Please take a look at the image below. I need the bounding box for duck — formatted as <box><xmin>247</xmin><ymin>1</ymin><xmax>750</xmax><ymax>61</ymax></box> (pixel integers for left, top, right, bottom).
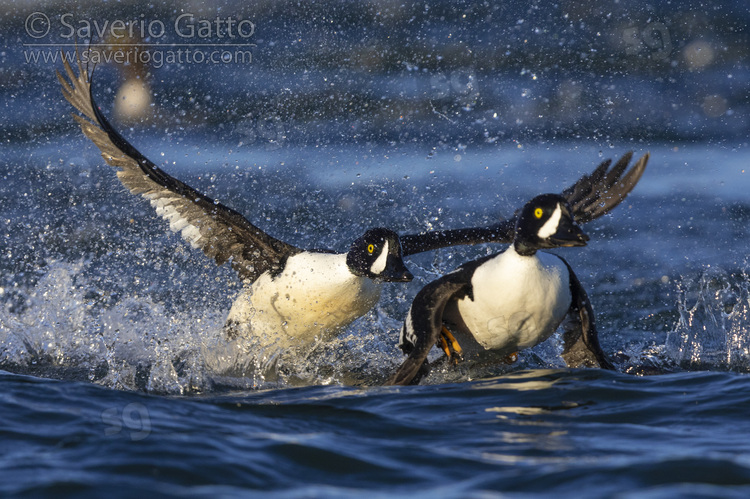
<box><xmin>58</xmin><ymin>57</ymin><xmax>416</xmax><ymax>352</ymax></box>
<box><xmin>57</xmin><ymin>52</ymin><xmax>647</xmax><ymax>353</ymax></box>
<box><xmin>387</xmin><ymin>193</ymin><xmax>615</xmax><ymax>385</ymax></box>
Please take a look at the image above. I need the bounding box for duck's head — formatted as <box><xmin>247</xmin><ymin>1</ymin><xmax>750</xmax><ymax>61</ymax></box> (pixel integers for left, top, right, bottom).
<box><xmin>514</xmin><ymin>194</ymin><xmax>589</xmax><ymax>256</ymax></box>
<box><xmin>347</xmin><ymin>228</ymin><xmax>414</xmax><ymax>282</ymax></box>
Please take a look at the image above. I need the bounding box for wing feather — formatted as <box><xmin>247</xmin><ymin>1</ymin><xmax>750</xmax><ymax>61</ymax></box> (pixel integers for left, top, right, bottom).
<box><xmin>386</xmin><ymin>270</ymin><xmax>471</xmax><ymax>386</ymax></box>
<box><xmin>58</xmin><ymin>51</ymin><xmax>301</xmax><ymax>282</ymax></box>
<box><xmin>559</xmin><ymin>258</ymin><xmax>614</xmax><ymax>370</ymax></box>
<box><xmin>565</xmin><ymin>151</ymin><xmax>650</xmax><ymax>224</ymax></box>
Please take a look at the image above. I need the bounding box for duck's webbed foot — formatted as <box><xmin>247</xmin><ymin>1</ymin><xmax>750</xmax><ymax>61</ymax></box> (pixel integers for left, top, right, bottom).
<box><xmin>503</xmin><ymin>352</ymin><xmax>519</xmax><ymax>364</ymax></box>
<box><xmin>439</xmin><ymin>326</ymin><xmax>463</xmax><ymax>365</ymax></box>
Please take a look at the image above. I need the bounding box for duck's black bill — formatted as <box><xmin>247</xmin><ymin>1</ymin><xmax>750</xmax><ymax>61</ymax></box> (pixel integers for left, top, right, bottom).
<box><xmin>381</xmin><ymin>258</ymin><xmax>414</xmax><ymax>282</ymax></box>
<box><xmin>549</xmin><ymin>220</ymin><xmax>589</xmax><ymax>247</ymax></box>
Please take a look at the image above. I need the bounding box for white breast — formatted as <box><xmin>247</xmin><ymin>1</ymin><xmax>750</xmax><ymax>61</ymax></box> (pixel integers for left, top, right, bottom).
<box><xmin>452</xmin><ymin>247</ymin><xmax>572</xmax><ymax>353</ymax></box>
<box><xmin>225</xmin><ymin>252</ymin><xmax>382</xmax><ymax>349</ymax></box>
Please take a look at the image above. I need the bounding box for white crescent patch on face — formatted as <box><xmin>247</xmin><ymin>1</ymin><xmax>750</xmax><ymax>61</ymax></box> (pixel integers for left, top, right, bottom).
<box><xmin>537</xmin><ymin>203</ymin><xmax>562</xmax><ymax>240</ymax></box>
<box><xmin>370</xmin><ymin>240</ymin><xmax>389</xmax><ymax>275</ymax></box>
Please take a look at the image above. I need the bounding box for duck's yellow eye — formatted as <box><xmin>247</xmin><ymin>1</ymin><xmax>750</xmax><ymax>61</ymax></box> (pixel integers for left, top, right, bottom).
<box><xmin>534</xmin><ymin>207</ymin><xmax>544</xmax><ymax>219</ymax></box>
<box><xmin>367</xmin><ymin>244</ymin><xmax>375</xmax><ymax>254</ymax></box>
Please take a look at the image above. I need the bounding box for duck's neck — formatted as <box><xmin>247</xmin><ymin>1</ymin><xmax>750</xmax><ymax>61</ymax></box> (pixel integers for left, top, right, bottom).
<box><xmin>513</xmin><ymin>239</ymin><xmax>538</xmax><ymax>257</ymax></box>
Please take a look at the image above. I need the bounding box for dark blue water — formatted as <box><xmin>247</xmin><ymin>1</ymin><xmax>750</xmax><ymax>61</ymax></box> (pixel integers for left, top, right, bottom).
<box><xmin>4</xmin><ymin>368</ymin><xmax>750</xmax><ymax>498</ymax></box>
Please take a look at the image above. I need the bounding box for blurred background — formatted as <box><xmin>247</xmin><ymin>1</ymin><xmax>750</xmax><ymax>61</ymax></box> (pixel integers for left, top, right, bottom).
<box><xmin>1</xmin><ymin>0</ymin><xmax>747</xmax><ymax>146</ymax></box>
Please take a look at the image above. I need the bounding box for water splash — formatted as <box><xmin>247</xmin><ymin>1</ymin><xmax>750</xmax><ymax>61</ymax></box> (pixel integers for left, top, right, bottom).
<box><xmin>665</xmin><ymin>266</ymin><xmax>750</xmax><ymax>371</ymax></box>
<box><xmin>0</xmin><ymin>261</ymin><xmax>406</xmax><ymax>393</ymax></box>
<box><xmin>0</xmin><ymin>259</ymin><xmax>620</xmax><ymax>393</ymax></box>
<box><xmin>0</xmin><ymin>261</ymin><xmax>225</xmax><ymax>393</ymax></box>
<box><xmin>0</xmin><ymin>262</ymin><xmax>98</xmax><ymax>369</ymax></box>
<box><xmin>11</xmin><ymin>260</ymin><xmax>750</xmax><ymax>393</ymax></box>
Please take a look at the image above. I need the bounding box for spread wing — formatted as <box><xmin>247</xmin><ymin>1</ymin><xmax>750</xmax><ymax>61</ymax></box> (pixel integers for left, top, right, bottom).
<box><xmin>563</xmin><ymin>151</ymin><xmax>649</xmax><ymax>225</ymax></box>
<box><xmin>57</xmin><ymin>52</ymin><xmax>301</xmax><ymax>282</ymax></box>
<box><xmin>386</xmin><ymin>269</ymin><xmax>472</xmax><ymax>386</ymax></box>
<box><xmin>559</xmin><ymin>259</ymin><xmax>614</xmax><ymax>370</ymax></box>
<box><xmin>399</xmin><ymin>222</ymin><xmax>515</xmax><ymax>258</ymax></box>
<box><xmin>399</xmin><ymin>151</ymin><xmax>649</xmax><ymax>256</ymax></box>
